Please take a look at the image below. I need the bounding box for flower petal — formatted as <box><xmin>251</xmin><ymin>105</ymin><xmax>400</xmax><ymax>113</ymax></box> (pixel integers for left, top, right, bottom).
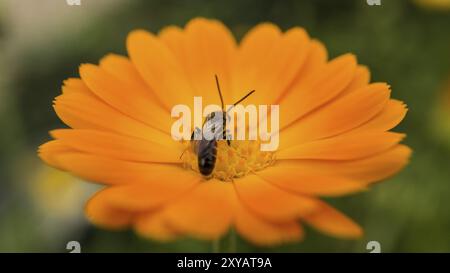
<box><xmin>280</xmin><ymin>39</ymin><xmax>328</xmax><ymax>94</ymax></box>
<box><xmin>278</xmin><ymin>54</ymin><xmax>357</xmax><ymax>129</ymax></box>
<box><xmin>44</xmin><ymin>152</ymin><xmax>188</xmax><ymax>185</ymax></box>
<box><xmin>38</xmin><ymin>140</ymin><xmax>75</xmax><ymax>170</ymax></box>
<box><xmin>164</xmin><ymin>180</ymin><xmax>235</xmax><ymax>240</ymax></box>
<box><xmin>234</xmin><ymin>174</ymin><xmax>318</xmax><ymax>222</ymax></box>
<box><xmin>158</xmin><ymin>26</ymin><xmax>185</xmax><ymax>64</ymax></box>
<box><xmin>79</xmin><ymin>63</ymin><xmax>172</xmax><ymax>133</ymax></box>
<box><xmin>256</xmin><ymin>166</ymin><xmax>367</xmax><ymax>196</ymax></box>
<box><xmin>85</xmin><ymin>189</ymin><xmax>133</xmax><ymax>229</ymax></box>
<box><xmin>180</xmin><ymin>18</ymin><xmax>237</xmax><ymax>106</ymax></box>
<box><xmin>280</xmin><ymin>83</ymin><xmax>391</xmax><ymax>149</ymax></box>
<box><xmin>303</xmin><ymin>201</ymin><xmax>363</xmax><ymax>239</ymax></box>
<box><xmin>54</xmin><ymin>92</ymin><xmax>173</xmax><ymax>146</ymax></box>
<box><xmin>250</xmin><ymin>39</ymin><xmax>326</xmax><ymax>134</ymax></box>
<box><xmin>94</xmin><ymin>174</ymin><xmax>199</xmax><ymax>211</ymax></box>
<box><xmin>62</xmin><ymin>78</ymin><xmax>91</xmax><ymax>95</ymax></box>
<box><xmin>233</xmin><ymin>25</ymin><xmax>311</xmax><ymax>105</ymax></box>
<box><xmin>354</xmin><ymin>99</ymin><xmax>408</xmax><ymax>133</ymax></box>
<box><xmin>98</xmin><ymin>54</ymin><xmax>173</xmax><ymax>133</ymax></box>
<box><xmin>127</xmin><ymin>29</ymin><xmax>195</xmax><ymax>109</ymax></box>
<box><xmin>234</xmin><ymin>202</ymin><xmax>304</xmax><ymax>246</ymax></box>
<box><xmin>338</xmin><ymin>65</ymin><xmax>370</xmax><ymax>97</ymax></box>
<box><xmin>279</xmin><ymin>145</ymin><xmax>412</xmax><ymax>183</ymax></box>
<box><xmin>278</xmin><ymin>132</ymin><xmax>405</xmax><ymax>160</ymax></box>
<box><xmin>231</xmin><ymin>23</ymin><xmax>281</xmax><ymax>103</ymax></box>
<box><xmin>51</xmin><ymin>129</ymin><xmax>182</xmax><ymax>163</ymax></box>
<box><xmin>134</xmin><ymin>210</ymin><xmax>179</xmax><ymax>241</ymax></box>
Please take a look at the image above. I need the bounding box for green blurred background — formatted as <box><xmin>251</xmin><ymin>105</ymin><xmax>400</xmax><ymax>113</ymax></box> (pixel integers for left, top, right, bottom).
<box><xmin>1</xmin><ymin>0</ymin><xmax>450</xmax><ymax>252</ymax></box>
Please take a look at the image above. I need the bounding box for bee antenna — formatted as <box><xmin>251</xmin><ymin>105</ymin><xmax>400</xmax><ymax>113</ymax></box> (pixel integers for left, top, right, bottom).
<box><xmin>215</xmin><ymin>74</ymin><xmax>225</xmax><ymax>110</ymax></box>
<box><xmin>226</xmin><ymin>90</ymin><xmax>256</xmax><ymax>113</ymax></box>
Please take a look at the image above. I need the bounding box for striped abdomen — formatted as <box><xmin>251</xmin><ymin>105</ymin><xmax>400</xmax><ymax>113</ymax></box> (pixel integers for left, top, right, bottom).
<box><xmin>197</xmin><ymin>139</ymin><xmax>218</xmax><ymax>176</ymax></box>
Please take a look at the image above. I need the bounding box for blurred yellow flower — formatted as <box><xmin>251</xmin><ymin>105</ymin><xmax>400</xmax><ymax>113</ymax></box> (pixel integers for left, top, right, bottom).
<box><xmin>28</xmin><ymin>164</ymin><xmax>98</xmax><ymax>238</ymax></box>
<box><xmin>30</xmin><ymin>165</ymin><xmax>93</xmax><ymax>216</ymax></box>
<box><xmin>414</xmin><ymin>0</ymin><xmax>450</xmax><ymax>10</ymax></box>
<box><xmin>39</xmin><ymin>18</ymin><xmax>410</xmax><ymax>246</ymax></box>
<box><xmin>431</xmin><ymin>77</ymin><xmax>450</xmax><ymax>146</ymax></box>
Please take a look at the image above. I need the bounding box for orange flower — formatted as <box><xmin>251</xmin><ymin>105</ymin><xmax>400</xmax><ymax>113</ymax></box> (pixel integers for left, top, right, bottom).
<box><xmin>38</xmin><ymin>18</ymin><xmax>411</xmax><ymax>246</ymax></box>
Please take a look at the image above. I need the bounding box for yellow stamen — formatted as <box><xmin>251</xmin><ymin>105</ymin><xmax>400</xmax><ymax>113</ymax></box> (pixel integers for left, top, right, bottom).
<box><xmin>181</xmin><ymin>140</ymin><xmax>276</xmax><ymax>181</ymax></box>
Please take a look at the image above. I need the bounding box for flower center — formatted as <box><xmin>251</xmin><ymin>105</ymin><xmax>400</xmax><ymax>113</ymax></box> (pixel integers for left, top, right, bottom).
<box><xmin>181</xmin><ymin>140</ymin><xmax>276</xmax><ymax>181</ymax></box>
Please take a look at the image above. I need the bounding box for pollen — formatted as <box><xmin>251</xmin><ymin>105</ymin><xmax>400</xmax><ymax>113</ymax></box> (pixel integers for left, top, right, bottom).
<box><xmin>181</xmin><ymin>140</ymin><xmax>276</xmax><ymax>181</ymax></box>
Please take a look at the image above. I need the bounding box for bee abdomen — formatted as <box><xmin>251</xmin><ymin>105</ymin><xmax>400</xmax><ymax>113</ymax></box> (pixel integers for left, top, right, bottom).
<box><xmin>197</xmin><ymin>140</ymin><xmax>217</xmax><ymax>176</ymax></box>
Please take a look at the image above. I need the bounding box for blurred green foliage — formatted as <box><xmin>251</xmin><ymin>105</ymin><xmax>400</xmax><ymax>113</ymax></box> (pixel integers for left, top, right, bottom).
<box><xmin>1</xmin><ymin>0</ymin><xmax>450</xmax><ymax>252</ymax></box>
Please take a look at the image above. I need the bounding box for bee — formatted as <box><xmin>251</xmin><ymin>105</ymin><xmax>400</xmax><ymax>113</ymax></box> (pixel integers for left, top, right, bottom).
<box><xmin>189</xmin><ymin>75</ymin><xmax>255</xmax><ymax>176</ymax></box>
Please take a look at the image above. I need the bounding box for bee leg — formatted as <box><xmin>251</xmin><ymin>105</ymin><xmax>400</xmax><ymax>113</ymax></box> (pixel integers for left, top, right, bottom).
<box><xmin>192</xmin><ymin>127</ymin><xmax>202</xmax><ymax>140</ymax></box>
<box><xmin>179</xmin><ymin>147</ymin><xmax>189</xmax><ymax>159</ymax></box>
<box><xmin>223</xmin><ymin>128</ymin><xmax>232</xmax><ymax>146</ymax></box>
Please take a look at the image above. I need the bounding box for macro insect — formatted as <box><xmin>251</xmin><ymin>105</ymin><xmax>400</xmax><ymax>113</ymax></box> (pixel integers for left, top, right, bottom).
<box><xmin>189</xmin><ymin>75</ymin><xmax>255</xmax><ymax>176</ymax></box>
